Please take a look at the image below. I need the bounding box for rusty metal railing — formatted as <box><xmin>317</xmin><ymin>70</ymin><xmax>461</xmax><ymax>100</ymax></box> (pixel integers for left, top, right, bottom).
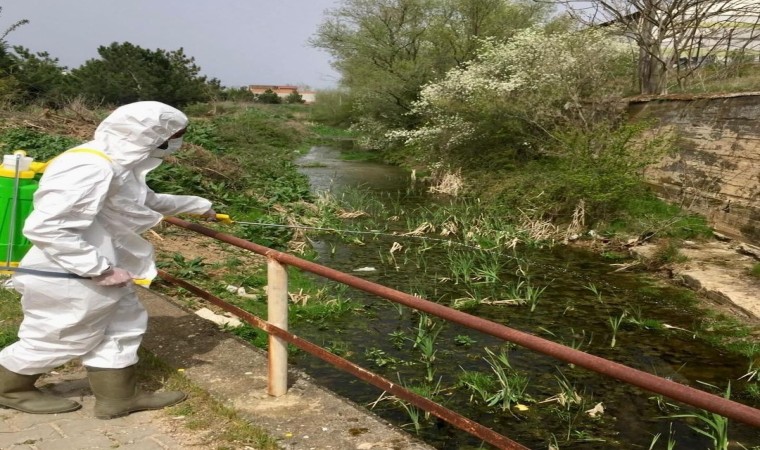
<box><xmin>161</xmin><ymin>217</ymin><xmax>760</xmax><ymax>447</ymax></box>
<box><xmin>157</xmin><ymin>269</ymin><xmax>528</xmax><ymax>449</ymax></box>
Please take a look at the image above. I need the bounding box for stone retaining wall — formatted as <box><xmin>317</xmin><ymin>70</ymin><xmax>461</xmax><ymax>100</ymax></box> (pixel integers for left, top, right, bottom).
<box><xmin>627</xmin><ymin>93</ymin><xmax>760</xmax><ymax>244</ymax></box>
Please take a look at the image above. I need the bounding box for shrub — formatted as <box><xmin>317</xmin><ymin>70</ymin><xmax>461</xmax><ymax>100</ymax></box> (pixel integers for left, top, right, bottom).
<box><xmin>0</xmin><ymin>128</ymin><xmax>81</xmax><ymax>160</ymax></box>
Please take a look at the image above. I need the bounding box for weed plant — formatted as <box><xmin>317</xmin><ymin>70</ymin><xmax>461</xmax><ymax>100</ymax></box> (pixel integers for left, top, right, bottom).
<box><xmin>458</xmin><ymin>370</ymin><xmax>495</xmax><ymax>404</ymax></box>
<box><xmin>650</xmin><ymin>239</ymin><xmax>689</xmax><ymax>267</ymax></box>
<box><xmin>459</xmin><ymin>347</ymin><xmax>531</xmax><ymax>413</ymax></box>
<box><xmin>666</xmin><ymin>383</ymin><xmax>731</xmax><ymax>450</ymax></box>
<box><xmin>608</xmin><ymin>312</ymin><xmax>626</xmax><ymax>348</ymax></box>
<box><xmin>0</xmin><ymin>287</ymin><xmax>21</xmax><ymax>349</ymax></box>
<box><xmin>0</xmin><ymin>127</ymin><xmax>81</xmax><ymax>161</ymax></box>
<box><xmin>373</xmin><ymin>377</ymin><xmax>443</xmax><ymax>434</ymax></box>
<box><xmin>453</xmin><ymin>334</ymin><xmax>476</xmax><ymax>348</ymax></box>
<box><xmin>749</xmin><ymin>263</ymin><xmax>760</xmax><ymax>280</ymax></box>
<box><xmin>505</xmin><ymin>277</ymin><xmax>548</xmax><ymax>311</ymax></box>
<box><xmin>648</xmin><ymin>423</ymin><xmax>677</xmax><ymax>450</ymax></box>
<box><xmin>546</xmin><ymin>370</ymin><xmax>603</xmax><ymax>445</ymax></box>
<box><xmin>483</xmin><ymin>347</ymin><xmax>530</xmax><ymax>412</ymax></box>
<box><xmin>157</xmin><ymin>254</ymin><xmax>208</xmax><ymax>279</ymax></box>
<box><xmin>584</xmin><ymin>283</ymin><xmax>604</xmax><ymax>303</ymax></box>
<box><xmin>411</xmin><ymin>314</ymin><xmax>442</xmax><ymax>383</ymax></box>
<box><xmin>626</xmin><ymin>306</ymin><xmax>665</xmax><ymax>331</ymax></box>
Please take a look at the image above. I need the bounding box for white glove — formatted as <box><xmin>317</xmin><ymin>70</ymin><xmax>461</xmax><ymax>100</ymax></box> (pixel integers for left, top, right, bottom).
<box><xmin>92</xmin><ymin>267</ymin><xmax>133</xmax><ymax>287</ymax></box>
<box><xmin>200</xmin><ymin>208</ymin><xmax>218</xmax><ymax>222</ymax></box>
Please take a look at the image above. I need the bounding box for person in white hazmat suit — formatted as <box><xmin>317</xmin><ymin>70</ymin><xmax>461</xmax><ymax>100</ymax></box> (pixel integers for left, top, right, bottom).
<box><xmin>0</xmin><ymin>101</ymin><xmax>216</xmax><ymax>418</ymax></box>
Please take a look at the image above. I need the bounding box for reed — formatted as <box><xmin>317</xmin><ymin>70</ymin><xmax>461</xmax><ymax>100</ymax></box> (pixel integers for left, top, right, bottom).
<box><xmin>608</xmin><ymin>312</ymin><xmax>626</xmax><ymax>348</ymax></box>
<box><xmin>412</xmin><ymin>313</ymin><xmax>443</xmax><ymax>384</ymax></box>
<box><xmin>660</xmin><ymin>383</ymin><xmax>732</xmax><ymax>450</ymax></box>
<box><xmin>483</xmin><ymin>347</ymin><xmax>530</xmax><ymax>413</ymax></box>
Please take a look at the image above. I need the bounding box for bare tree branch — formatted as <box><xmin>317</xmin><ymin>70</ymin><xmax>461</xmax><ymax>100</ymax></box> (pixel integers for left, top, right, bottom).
<box><xmin>539</xmin><ymin>0</ymin><xmax>760</xmax><ymax>93</ymax></box>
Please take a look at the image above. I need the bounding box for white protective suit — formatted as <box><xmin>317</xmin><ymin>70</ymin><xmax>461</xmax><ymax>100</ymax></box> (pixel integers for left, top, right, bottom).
<box><xmin>0</xmin><ymin>101</ymin><xmax>212</xmax><ymax>375</ymax></box>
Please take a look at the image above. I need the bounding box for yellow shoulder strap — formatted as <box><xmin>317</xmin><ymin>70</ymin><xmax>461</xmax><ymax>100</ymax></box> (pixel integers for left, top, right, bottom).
<box><xmin>38</xmin><ymin>148</ymin><xmax>112</xmax><ymax>173</ymax></box>
<box><xmin>66</xmin><ymin>148</ymin><xmax>112</xmax><ymax>162</ymax></box>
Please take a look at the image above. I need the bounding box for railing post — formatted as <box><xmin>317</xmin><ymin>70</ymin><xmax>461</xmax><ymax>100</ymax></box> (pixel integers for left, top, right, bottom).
<box><xmin>267</xmin><ymin>257</ymin><xmax>288</xmax><ymax>396</ymax></box>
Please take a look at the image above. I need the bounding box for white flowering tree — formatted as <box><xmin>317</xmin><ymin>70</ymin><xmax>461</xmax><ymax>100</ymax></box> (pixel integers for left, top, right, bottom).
<box><xmin>311</xmin><ymin>0</ymin><xmax>552</xmax><ymax>140</ymax></box>
<box><xmin>389</xmin><ymin>27</ymin><xmax>634</xmax><ymax>162</ymax></box>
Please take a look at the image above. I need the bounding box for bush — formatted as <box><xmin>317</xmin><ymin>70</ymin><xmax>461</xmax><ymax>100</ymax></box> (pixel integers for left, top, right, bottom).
<box><xmin>285</xmin><ymin>90</ymin><xmax>305</xmax><ymax>104</ymax></box>
<box><xmin>0</xmin><ymin>128</ymin><xmax>81</xmax><ymax>161</ymax></box>
<box><xmin>255</xmin><ymin>89</ymin><xmax>282</xmax><ymax>104</ymax></box>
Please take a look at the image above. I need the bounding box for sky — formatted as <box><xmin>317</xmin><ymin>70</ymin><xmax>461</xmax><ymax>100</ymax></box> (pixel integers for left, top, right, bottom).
<box><xmin>1</xmin><ymin>0</ymin><xmax>342</xmax><ymax>90</ymax></box>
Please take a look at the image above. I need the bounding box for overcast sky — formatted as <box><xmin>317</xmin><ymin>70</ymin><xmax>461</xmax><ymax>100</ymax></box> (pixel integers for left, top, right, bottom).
<box><xmin>2</xmin><ymin>0</ymin><xmax>342</xmax><ymax>89</ymax></box>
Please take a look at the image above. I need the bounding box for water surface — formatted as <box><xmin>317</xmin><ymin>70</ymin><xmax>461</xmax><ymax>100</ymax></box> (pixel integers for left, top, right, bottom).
<box><xmin>294</xmin><ymin>146</ymin><xmax>760</xmax><ymax>449</ymax></box>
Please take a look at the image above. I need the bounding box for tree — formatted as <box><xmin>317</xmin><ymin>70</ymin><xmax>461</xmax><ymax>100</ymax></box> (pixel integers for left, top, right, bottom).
<box><xmin>255</xmin><ymin>88</ymin><xmax>282</xmax><ymax>104</ymax></box>
<box><xmin>389</xmin><ymin>28</ymin><xmax>633</xmax><ymax>163</ymax></box>
<box><xmin>6</xmin><ymin>47</ymin><xmax>71</xmax><ymax>105</ymax></box>
<box><xmin>0</xmin><ymin>7</ymin><xmax>29</xmax><ymax>104</ymax></box>
<box><xmin>70</xmin><ymin>42</ymin><xmax>213</xmax><ymax>106</ymax></box>
<box><xmin>285</xmin><ymin>89</ymin><xmax>305</xmax><ymax>104</ymax></box>
<box><xmin>311</xmin><ymin>0</ymin><xmax>551</xmax><ymax>137</ymax></box>
<box><xmin>555</xmin><ymin>0</ymin><xmax>760</xmax><ymax>94</ymax></box>
<box><xmin>220</xmin><ymin>86</ymin><xmax>257</xmax><ymax>102</ymax></box>
<box><xmin>0</xmin><ymin>6</ymin><xmax>28</xmax><ymax>63</ymax></box>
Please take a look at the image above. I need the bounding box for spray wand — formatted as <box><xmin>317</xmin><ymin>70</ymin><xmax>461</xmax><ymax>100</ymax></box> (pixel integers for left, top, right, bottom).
<box><xmin>212</xmin><ymin>214</ymin><xmax>484</xmax><ymax>249</ymax></box>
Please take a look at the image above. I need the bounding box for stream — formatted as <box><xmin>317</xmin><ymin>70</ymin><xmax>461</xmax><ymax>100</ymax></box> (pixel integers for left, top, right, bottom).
<box><xmin>292</xmin><ymin>146</ymin><xmax>760</xmax><ymax>449</ymax></box>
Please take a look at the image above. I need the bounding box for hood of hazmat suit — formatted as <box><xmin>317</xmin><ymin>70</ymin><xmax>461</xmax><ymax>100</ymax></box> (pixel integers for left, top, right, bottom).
<box><xmin>19</xmin><ymin>101</ymin><xmax>212</xmax><ymax>281</ymax></box>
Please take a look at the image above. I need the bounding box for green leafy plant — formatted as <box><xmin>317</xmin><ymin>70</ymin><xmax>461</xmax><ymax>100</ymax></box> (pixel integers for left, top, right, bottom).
<box><xmin>648</xmin><ymin>423</ymin><xmax>677</xmax><ymax>450</ymax></box>
<box><xmin>665</xmin><ymin>383</ymin><xmax>731</xmax><ymax>450</ymax></box>
<box><xmin>584</xmin><ymin>283</ymin><xmax>604</xmax><ymax>303</ymax></box>
<box><xmin>157</xmin><ymin>254</ymin><xmax>208</xmax><ymax>279</ymax></box>
<box><xmin>505</xmin><ymin>277</ymin><xmax>547</xmax><ymax>312</ymax></box>
<box><xmin>411</xmin><ymin>314</ymin><xmax>442</xmax><ymax>383</ymax></box>
<box><xmin>372</xmin><ymin>377</ymin><xmax>443</xmax><ymax>434</ymax></box>
<box><xmin>0</xmin><ymin>128</ymin><xmax>81</xmax><ymax>161</ymax></box>
<box><xmin>483</xmin><ymin>347</ymin><xmax>530</xmax><ymax>413</ymax></box>
<box><xmin>458</xmin><ymin>370</ymin><xmax>494</xmax><ymax>404</ymax></box>
<box><xmin>737</xmin><ymin>343</ymin><xmax>759</xmax><ymax>383</ymax></box>
<box><xmin>389</xmin><ymin>330</ymin><xmax>406</xmax><ymax>350</ymax></box>
<box><xmin>545</xmin><ymin>369</ymin><xmax>595</xmax><ymax>444</ymax></box>
<box><xmin>453</xmin><ymin>334</ymin><xmax>476</xmax><ymax>348</ymax></box>
<box><xmin>650</xmin><ymin>239</ymin><xmax>688</xmax><ymax>267</ymax></box>
<box><xmin>364</xmin><ymin>347</ymin><xmax>402</xmax><ymax>369</ymax></box>
<box><xmin>626</xmin><ymin>306</ymin><xmax>664</xmax><ymax>330</ymax></box>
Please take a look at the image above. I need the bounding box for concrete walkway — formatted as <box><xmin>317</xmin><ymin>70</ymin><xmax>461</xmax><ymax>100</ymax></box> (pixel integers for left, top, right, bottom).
<box><xmin>0</xmin><ymin>287</ymin><xmax>433</xmax><ymax>450</ymax></box>
<box><xmin>0</xmin><ymin>368</ymin><xmax>190</xmax><ymax>449</ymax></box>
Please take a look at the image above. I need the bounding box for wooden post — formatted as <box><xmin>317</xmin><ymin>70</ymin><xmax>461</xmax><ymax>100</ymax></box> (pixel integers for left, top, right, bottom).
<box><xmin>267</xmin><ymin>257</ymin><xmax>288</xmax><ymax>396</ymax></box>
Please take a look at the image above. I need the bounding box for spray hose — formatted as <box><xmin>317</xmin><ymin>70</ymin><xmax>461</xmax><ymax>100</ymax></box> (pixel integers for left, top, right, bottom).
<box><xmin>212</xmin><ymin>214</ymin><xmax>485</xmax><ymax>250</ymax></box>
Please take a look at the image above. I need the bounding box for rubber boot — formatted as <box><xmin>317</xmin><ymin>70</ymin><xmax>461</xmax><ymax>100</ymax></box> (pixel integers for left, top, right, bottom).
<box><xmin>0</xmin><ymin>364</ymin><xmax>81</xmax><ymax>414</ymax></box>
<box><xmin>86</xmin><ymin>365</ymin><xmax>186</xmax><ymax>419</ymax></box>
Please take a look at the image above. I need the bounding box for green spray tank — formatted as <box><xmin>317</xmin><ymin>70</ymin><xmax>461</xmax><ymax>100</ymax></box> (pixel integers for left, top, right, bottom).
<box><xmin>0</xmin><ymin>150</ymin><xmax>46</xmax><ymax>274</ymax></box>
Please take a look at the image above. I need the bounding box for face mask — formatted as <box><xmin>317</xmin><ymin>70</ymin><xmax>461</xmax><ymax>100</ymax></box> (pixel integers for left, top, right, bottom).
<box><xmin>150</xmin><ymin>137</ymin><xmax>184</xmax><ymax>159</ymax></box>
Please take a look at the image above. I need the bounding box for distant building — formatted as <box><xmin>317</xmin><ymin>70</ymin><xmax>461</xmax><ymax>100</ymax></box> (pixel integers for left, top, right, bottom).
<box><xmin>248</xmin><ymin>84</ymin><xmax>316</xmax><ymax>103</ymax></box>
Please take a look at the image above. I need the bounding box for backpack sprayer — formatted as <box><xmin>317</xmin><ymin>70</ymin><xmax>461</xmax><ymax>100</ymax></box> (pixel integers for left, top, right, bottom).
<box><xmin>0</xmin><ymin>149</ymin><xmax>152</xmax><ymax>284</ymax></box>
<box><xmin>0</xmin><ymin>150</ymin><xmax>49</xmax><ymax>276</ymax></box>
